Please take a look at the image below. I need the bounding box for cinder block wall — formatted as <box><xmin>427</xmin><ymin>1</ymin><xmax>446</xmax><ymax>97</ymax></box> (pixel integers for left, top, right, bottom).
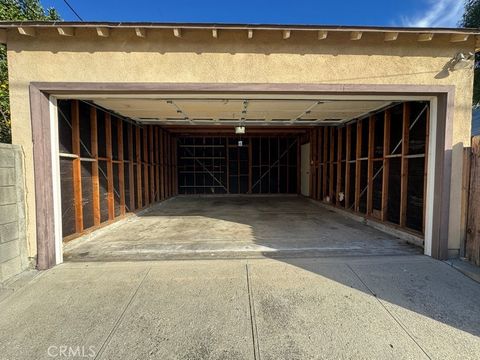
<box><xmin>0</xmin><ymin>143</ymin><xmax>28</xmax><ymax>283</ymax></box>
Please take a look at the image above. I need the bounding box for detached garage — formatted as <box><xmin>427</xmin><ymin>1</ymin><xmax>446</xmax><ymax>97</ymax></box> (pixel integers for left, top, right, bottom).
<box><xmin>0</xmin><ymin>22</ymin><xmax>477</xmax><ymax>269</ymax></box>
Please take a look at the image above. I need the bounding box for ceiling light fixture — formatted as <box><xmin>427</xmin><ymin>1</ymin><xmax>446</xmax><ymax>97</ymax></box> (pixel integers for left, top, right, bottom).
<box><xmin>235</xmin><ymin>126</ymin><xmax>246</xmax><ymax>134</ymax></box>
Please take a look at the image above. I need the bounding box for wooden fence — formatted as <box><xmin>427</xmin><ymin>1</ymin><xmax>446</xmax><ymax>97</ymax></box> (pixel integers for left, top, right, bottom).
<box><xmin>466</xmin><ymin>135</ymin><xmax>480</xmax><ymax>266</ymax></box>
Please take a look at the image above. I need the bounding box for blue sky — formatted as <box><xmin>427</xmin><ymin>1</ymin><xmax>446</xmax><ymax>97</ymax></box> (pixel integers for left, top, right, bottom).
<box><xmin>40</xmin><ymin>0</ymin><xmax>465</xmax><ymax>28</ymax></box>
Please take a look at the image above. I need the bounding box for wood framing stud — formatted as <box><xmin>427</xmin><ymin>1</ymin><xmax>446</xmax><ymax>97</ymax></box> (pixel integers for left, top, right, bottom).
<box><xmin>105</xmin><ymin>114</ymin><xmax>115</xmax><ymax>220</ymax></box>
<box><xmin>329</xmin><ymin>127</ymin><xmax>335</xmax><ymax>202</ymax></box>
<box><xmin>297</xmin><ymin>138</ymin><xmax>301</xmax><ymax>194</ymax></box>
<box><xmin>384</xmin><ymin>32</ymin><xmax>399</xmax><ymax>41</ymax></box>
<box><xmin>345</xmin><ymin>125</ymin><xmax>351</xmax><ymax>208</ymax></box>
<box><xmin>18</xmin><ymin>27</ymin><xmax>35</xmax><ymax>36</ymax></box>
<box><xmin>317</xmin><ymin>128</ymin><xmax>322</xmax><ymax>200</ymax></box>
<box><xmin>381</xmin><ymin>109</ymin><xmax>391</xmax><ymax>221</ymax></box>
<box><xmin>149</xmin><ymin>126</ymin><xmax>155</xmax><ymax>202</ymax></box>
<box><xmin>118</xmin><ymin>120</ymin><xmax>126</xmax><ymax>216</ymax></box>
<box><xmin>336</xmin><ymin>127</ymin><xmax>343</xmax><ymax>207</ymax></box>
<box><xmin>143</xmin><ymin>128</ymin><xmax>150</xmax><ymax>205</ymax></box>
<box><xmin>173</xmin><ymin>28</ymin><xmax>182</xmax><ymax>38</ymax></box>
<box><xmin>367</xmin><ymin>116</ymin><xmax>375</xmax><ymax>215</ymax></box>
<box><xmin>355</xmin><ymin>120</ymin><xmax>362</xmax><ymax>211</ymax></box>
<box><xmin>71</xmin><ymin>100</ymin><xmax>83</xmax><ymax>233</ymax></box>
<box><xmin>135</xmin><ymin>28</ymin><xmax>146</xmax><ymax>38</ymax></box>
<box><xmin>350</xmin><ymin>31</ymin><xmax>362</xmax><ymax>41</ymax></box>
<box><xmin>57</xmin><ymin>27</ymin><xmax>75</xmax><ymax>37</ymax></box>
<box><xmin>418</xmin><ymin>33</ymin><xmax>434</xmax><ymax>42</ymax></box>
<box><xmin>96</xmin><ymin>27</ymin><xmax>110</xmax><ymax>37</ymax></box>
<box><xmin>136</xmin><ymin>127</ymin><xmax>142</xmax><ymax>208</ymax></box>
<box><xmin>90</xmin><ymin>107</ymin><xmax>100</xmax><ymax>226</ymax></box>
<box><xmin>400</xmin><ymin>102</ymin><xmax>410</xmax><ymax>227</ymax></box>
<box><xmin>310</xmin><ymin>130</ymin><xmax>316</xmax><ymax>198</ymax></box>
<box><xmin>128</xmin><ymin>124</ymin><xmax>135</xmax><ymax>211</ymax></box>
<box><xmin>153</xmin><ymin>126</ymin><xmax>161</xmax><ymax>201</ymax></box>
<box><xmin>318</xmin><ymin>30</ymin><xmax>328</xmax><ymax>40</ymax></box>
<box><xmin>322</xmin><ymin>127</ymin><xmax>328</xmax><ymax>199</ymax></box>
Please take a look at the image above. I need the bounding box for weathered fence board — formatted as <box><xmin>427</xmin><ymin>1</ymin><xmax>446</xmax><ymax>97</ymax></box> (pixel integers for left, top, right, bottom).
<box><xmin>466</xmin><ymin>136</ymin><xmax>480</xmax><ymax>266</ymax></box>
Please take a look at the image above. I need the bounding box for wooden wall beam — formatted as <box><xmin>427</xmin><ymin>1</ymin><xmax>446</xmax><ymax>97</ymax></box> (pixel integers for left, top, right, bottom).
<box><xmin>128</xmin><ymin>124</ymin><xmax>135</xmax><ymax>211</ymax></box>
<box><xmin>105</xmin><ymin>113</ymin><xmax>115</xmax><ymax>220</ymax></box>
<box><xmin>297</xmin><ymin>136</ymin><xmax>301</xmax><ymax>194</ymax></box>
<box><xmin>345</xmin><ymin>124</ymin><xmax>351</xmax><ymax>208</ymax></box>
<box><xmin>143</xmin><ymin>128</ymin><xmax>150</xmax><ymax>205</ymax></box>
<box><xmin>170</xmin><ymin>134</ymin><xmax>173</xmax><ymax>196</ymax></box>
<box><xmin>400</xmin><ymin>102</ymin><xmax>410</xmax><ymax>227</ymax></box>
<box><xmin>90</xmin><ymin>107</ymin><xmax>100</xmax><ymax>226</ymax></box>
<box><xmin>173</xmin><ymin>135</ymin><xmax>178</xmax><ymax>195</ymax></box>
<box><xmin>159</xmin><ymin>129</ymin><xmax>165</xmax><ymax>199</ymax></box>
<box><xmin>309</xmin><ymin>130</ymin><xmax>315</xmax><ymax>198</ymax></box>
<box><xmin>355</xmin><ymin>120</ymin><xmax>362</xmax><ymax>211</ymax></box>
<box><xmin>168</xmin><ymin>134</ymin><xmax>172</xmax><ymax>197</ymax></box>
<box><xmin>118</xmin><ymin>120</ymin><xmax>126</xmax><ymax>216</ymax></box>
<box><xmin>225</xmin><ymin>136</ymin><xmax>230</xmax><ymax>194</ymax></box>
<box><xmin>149</xmin><ymin>126</ymin><xmax>155</xmax><ymax>202</ymax></box>
<box><xmin>317</xmin><ymin>133</ymin><xmax>320</xmax><ymax>197</ymax></box>
<box><xmin>336</xmin><ymin>127</ymin><xmax>343</xmax><ymax>206</ymax></box>
<box><xmin>136</xmin><ymin>126</ymin><xmax>142</xmax><ymax>208</ymax></box>
<box><xmin>165</xmin><ymin>131</ymin><xmax>170</xmax><ymax>198</ymax></box>
<box><xmin>367</xmin><ymin>116</ymin><xmax>375</xmax><ymax>215</ymax></box>
<box><xmin>248</xmin><ymin>139</ymin><xmax>253</xmax><ymax>193</ymax></box>
<box><xmin>381</xmin><ymin>109</ymin><xmax>391</xmax><ymax>221</ymax></box>
<box><xmin>322</xmin><ymin>127</ymin><xmax>328</xmax><ymax>200</ymax></box>
<box><xmin>329</xmin><ymin>127</ymin><xmax>335</xmax><ymax>203</ymax></box>
<box><xmin>71</xmin><ymin>100</ymin><xmax>83</xmax><ymax>233</ymax></box>
<box><xmin>155</xmin><ymin>127</ymin><xmax>160</xmax><ymax>202</ymax></box>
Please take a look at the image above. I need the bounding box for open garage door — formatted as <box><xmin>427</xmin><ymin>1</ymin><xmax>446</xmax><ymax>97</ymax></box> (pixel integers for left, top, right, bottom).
<box><xmin>53</xmin><ymin>94</ymin><xmax>430</xmax><ymax>261</ymax></box>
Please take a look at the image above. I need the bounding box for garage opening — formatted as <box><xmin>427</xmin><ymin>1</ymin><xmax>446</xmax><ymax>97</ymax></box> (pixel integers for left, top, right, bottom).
<box><xmin>56</xmin><ymin>96</ymin><xmax>429</xmax><ymax>260</ymax></box>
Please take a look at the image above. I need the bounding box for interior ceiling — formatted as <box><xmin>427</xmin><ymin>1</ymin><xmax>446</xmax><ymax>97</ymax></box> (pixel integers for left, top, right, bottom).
<box><xmin>92</xmin><ymin>98</ymin><xmax>392</xmax><ymax>126</ymax></box>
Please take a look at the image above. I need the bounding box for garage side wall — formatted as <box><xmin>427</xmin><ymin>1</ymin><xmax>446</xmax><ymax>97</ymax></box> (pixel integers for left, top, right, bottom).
<box><xmin>57</xmin><ymin>100</ymin><xmax>177</xmax><ymax>242</ymax></box>
<box><xmin>5</xmin><ymin>29</ymin><xmax>475</xmax><ymax>259</ymax></box>
<box><xmin>309</xmin><ymin>102</ymin><xmax>430</xmax><ymax>242</ymax></box>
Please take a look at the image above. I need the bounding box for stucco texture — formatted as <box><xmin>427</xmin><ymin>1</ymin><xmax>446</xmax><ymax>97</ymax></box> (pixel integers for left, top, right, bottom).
<box><xmin>4</xmin><ymin>28</ymin><xmax>476</xmax><ymax>260</ymax></box>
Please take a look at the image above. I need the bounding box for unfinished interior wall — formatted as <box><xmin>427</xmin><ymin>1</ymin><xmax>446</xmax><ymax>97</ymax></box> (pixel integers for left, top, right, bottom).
<box><xmin>57</xmin><ymin>100</ymin><xmax>177</xmax><ymax>241</ymax></box>
<box><xmin>309</xmin><ymin>101</ymin><xmax>429</xmax><ymax>237</ymax></box>
<box><xmin>177</xmin><ymin>136</ymin><xmax>298</xmax><ymax>194</ymax></box>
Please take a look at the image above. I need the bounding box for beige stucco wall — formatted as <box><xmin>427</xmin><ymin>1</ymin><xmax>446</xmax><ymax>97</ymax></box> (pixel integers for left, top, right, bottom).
<box><xmin>4</xmin><ymin>28</ymin><xmax>475</xmax><ymax>260</ymax></box>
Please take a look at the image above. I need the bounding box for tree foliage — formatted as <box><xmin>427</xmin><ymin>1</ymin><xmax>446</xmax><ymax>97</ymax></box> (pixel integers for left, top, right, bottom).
<box><xmin>460</xmin><ymin>0</ymin><xmax>480</xmax><ymax>106</ymax></box>
<box><xmin>0</xmin><ymin>0</ymin><xmax>60</xmax><ymax>143</ymax></box>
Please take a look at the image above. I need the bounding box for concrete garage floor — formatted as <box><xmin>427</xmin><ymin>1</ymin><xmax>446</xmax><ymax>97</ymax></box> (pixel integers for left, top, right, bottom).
<box><xmin>64</xmin><ymin>196</ymin><xmax>421</xmax><ymax>262</ymax></box>
<box><xmin>0</xmin><ymin>256</ymin><xmax>479</xmax><ymax>359</ymax></box>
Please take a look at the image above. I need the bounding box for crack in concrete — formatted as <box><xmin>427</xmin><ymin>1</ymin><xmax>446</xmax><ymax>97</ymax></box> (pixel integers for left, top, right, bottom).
<box><xmin>94</xmin><ymin>267</ymin><xmax>151</xmax><ymax>360</ymax></box>
<box><xmin>346</xmin><ymin>264</ymin><xmax>432</xmax><ymax>360</ymax></box>
<box><xmin>246</xmin><ymin>263</ymin><xmax>261</xmax><ymax>360</ymax></box>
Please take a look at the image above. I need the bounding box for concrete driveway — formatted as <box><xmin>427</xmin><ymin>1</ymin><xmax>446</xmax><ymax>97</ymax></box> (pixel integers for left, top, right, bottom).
<box><xmin>0</xmin><ymin>255</ymin><xmax>479</xmax><ymax>359</ymax></box>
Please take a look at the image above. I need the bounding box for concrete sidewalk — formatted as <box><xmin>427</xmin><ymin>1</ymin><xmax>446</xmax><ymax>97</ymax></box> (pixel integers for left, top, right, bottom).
<box><xmin>0</xmin><ymin>255</ymin><xmax>479</xmax><ymax>359</ymax></box>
